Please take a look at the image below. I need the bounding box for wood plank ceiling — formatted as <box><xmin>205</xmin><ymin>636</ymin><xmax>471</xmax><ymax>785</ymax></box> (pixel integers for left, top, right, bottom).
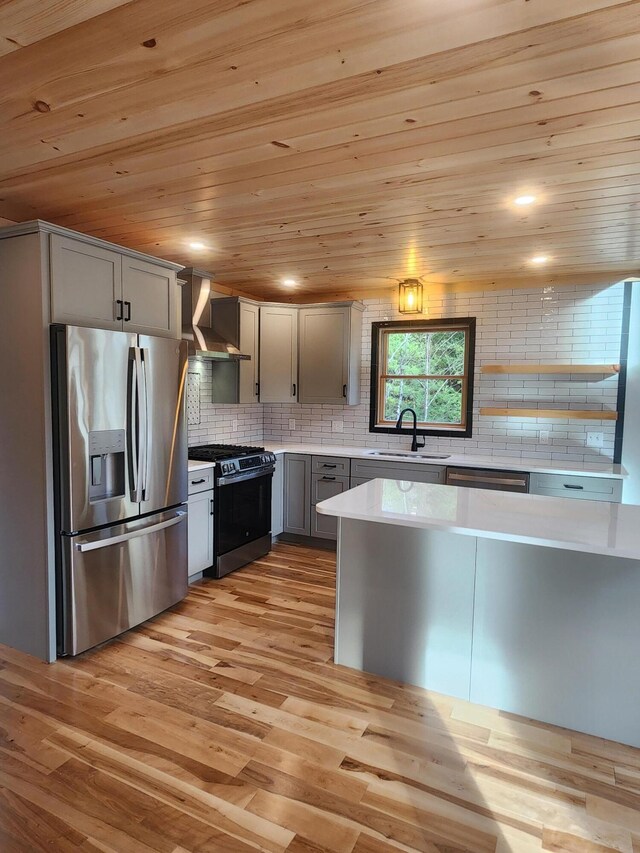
<box><xmin>0</xmin><ymin>0</ymin><xmax>639</xmax><ymax>300</ymax></box>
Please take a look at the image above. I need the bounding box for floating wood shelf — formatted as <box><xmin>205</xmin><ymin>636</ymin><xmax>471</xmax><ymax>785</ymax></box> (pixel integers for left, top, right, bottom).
<box><xmin>480</xmin><ymin>407</ymin><xmax>618</xmax><ymax>421</ymax></box>
<box><xmin>481</xmin><ymin>364</ymin><xmax>620</xmax><ymax>375</ymax></box>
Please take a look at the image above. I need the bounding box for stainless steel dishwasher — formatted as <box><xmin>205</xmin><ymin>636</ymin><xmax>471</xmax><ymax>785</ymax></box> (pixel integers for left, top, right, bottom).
<box><xmin>445</xmin><ymin>467</ymin><xmax>529</xmax><ymax>493</ymax></box>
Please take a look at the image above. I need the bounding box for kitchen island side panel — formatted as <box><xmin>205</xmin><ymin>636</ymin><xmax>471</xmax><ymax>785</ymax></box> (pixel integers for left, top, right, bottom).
<box><xmin>471</xmin><ymin>538</ymin><xmax>640</xmax><ymax>747</ymax></box>
<box><xmin>335</xmin><ymin>518</ymin><xmax>476</xmax><ymax>700</ymax></box>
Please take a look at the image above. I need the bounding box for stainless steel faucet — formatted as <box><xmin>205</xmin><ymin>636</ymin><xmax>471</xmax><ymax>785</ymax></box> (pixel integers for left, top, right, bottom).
<box><xmin>395</xmin><ymin>408</ymin><xmax>426</xmax><ymax>453</ymax></box>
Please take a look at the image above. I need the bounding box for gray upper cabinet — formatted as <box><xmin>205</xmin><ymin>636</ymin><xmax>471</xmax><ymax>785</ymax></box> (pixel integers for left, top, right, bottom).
<box><xmin>259</xmin><ymin>305</ymin><xmax>298</xmax><ymax>403</ymax></box>
<box><xmin>50</xmin><ymin>234</ymin><xmax>123</xmax><ymax>330</ymax></box>
<box><xmin>298</xmin><ymin>303</ymin><xmax>363</xmax><ymax>405</ymax></box>
<box><xmin>209</xmin><ymin>296</ymin><xmax>260</xmax><ymax>404</ymax></box>
<box><xmin>239</xmin><ymin>301</ymin><xmax>260</xmax><ymax>403</ymax></box>
<box><xmin>50</xmin><ymin>233</ymin><xmax>181</xmax><ymax>338</ymax></box>
<box><xmin>122</xmin><ymin>256</ymin><xmax>179</xmax><ymax>339</ymax></box>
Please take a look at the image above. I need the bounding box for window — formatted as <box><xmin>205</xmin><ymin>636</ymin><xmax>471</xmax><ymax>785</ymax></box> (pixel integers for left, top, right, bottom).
<box><xmin>369</xmin><ymin>317</ymin><xmax>475</xmax><ymax>437</ymax></box>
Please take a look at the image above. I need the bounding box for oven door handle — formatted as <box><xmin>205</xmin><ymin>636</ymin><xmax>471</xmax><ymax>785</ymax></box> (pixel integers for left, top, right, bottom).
<box><xmin>217</xmin><ymin>465</ymin><xmax>275</xmax><ymax>486</ymax></box>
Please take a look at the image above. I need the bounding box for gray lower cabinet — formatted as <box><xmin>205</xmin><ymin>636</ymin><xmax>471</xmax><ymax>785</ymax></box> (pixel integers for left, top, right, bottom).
<box><xmin>50</xmin><ymin>233</ymin><xmax>181</xmax><ymax>338</ymax></box>
<box><xmin>271</xmin><ymin>455</ymin><xmax>284</xmax><ymax>536</ymax></box>
<box><xmin>283</xmin><ymin>453</ymin><xmax>311</xmax><ymax>535</ymax></box>
<box><xmin>350</xmin><ymin>476</ymin><xmax>372</xmax><ymax>487</ymax></box>
<box><xmin>350</xmin><ymin>459</ymin><xmax>446</xmax><ymax>484</ymax></box>
<box><xmin>187</xmin><ymin>489</ymin><xmax>214</xmax><ymax>580</ymax></box>
<box><xmin>529</xmin><ymin>472</ymin><xmax>622</xmax><ymax>502</ymax></box>
<box><xmin>298</xmin><ymin>304</ymin><xmax>364</xmax><ymax>405</ymax></box>
<box><xmin>311</xmin><ymin>472</ymin><xmax>350</xmax><ymax>540</ymax></box>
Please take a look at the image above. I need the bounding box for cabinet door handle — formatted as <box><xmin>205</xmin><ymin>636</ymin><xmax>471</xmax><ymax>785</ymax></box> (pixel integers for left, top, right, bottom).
<box><xmin>255</xmin><ymin>382</ymin><xmax>260</xmax><ymax>397</ymax></box>
<box><xmin>343</xmin><ymin>384</ymin><xmax>347</xmax><ymax>398</ymax></box>
<box><xmin>124</xmin><ymin>301</ymin><xmax>132</xmax><ymax>322</ymax></box>
<box><xmin>210</xmin><ymin>498</ymin><xmax>214</xmax><ymax>515</ymax></box>
<box><xmin>292</xmin><ymin>383</ymin><xmax>297</xmax><ymax>397</ymax></box>
<box><xmin>190</xmin><ymin>478</ymin><xmax>206</xmax><ymax>485</ymax></box>
<box><xmin>115</xmin><ymin>299</ymin><xmax>123</xmax><ymax>321</ymax></box>
<box><xmin>563</xmin><ymin>483</ymin><xmax>584</xmax><ymax>490</ymax></box>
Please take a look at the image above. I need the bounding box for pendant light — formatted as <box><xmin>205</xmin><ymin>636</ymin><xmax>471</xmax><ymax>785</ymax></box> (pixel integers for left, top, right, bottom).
<box><xmin>398</xmin><ymin>278</ymin><xmax>423</xmax><ymax>314</ymax></box>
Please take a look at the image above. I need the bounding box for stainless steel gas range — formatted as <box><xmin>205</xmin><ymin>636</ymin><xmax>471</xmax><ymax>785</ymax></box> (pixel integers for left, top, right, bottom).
<box><xmin>188</xmin><ymin>444</ymin><xmax>276</xmax><ymax>577</ymax></box>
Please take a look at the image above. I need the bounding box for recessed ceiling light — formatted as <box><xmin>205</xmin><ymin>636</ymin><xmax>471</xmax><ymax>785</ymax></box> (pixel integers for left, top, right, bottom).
<box><xmin>530</xmin><ymin>255</ymin><xmax>549</xmax><ymax>265</ymax></box>
<box><xmin>514</xmin><ymin>195</ymin><xmax>536</xmax><ymax>206</ymax></box>
<box><xmin>282</xmin><ymin>278</ymin><xmax>297</xmax><ymax>286</ymax></box>
<box><xmin>188</xmin><ymin>241</ymin><xmax>207</xmax><ymax>250</ymax></box>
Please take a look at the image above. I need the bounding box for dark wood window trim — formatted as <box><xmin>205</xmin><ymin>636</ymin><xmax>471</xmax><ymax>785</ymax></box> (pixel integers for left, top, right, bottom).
<box><xmin>369</xmin><ymin>317</ymin><xmax>476</xmax><ymax>439</ymax></box>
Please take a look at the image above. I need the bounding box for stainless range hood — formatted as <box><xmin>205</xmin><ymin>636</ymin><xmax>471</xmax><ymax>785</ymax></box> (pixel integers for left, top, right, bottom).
<box><xmin>181</xmin><ymin>268</ymin><xmax>250</xmax><ymax>360</ymax></box>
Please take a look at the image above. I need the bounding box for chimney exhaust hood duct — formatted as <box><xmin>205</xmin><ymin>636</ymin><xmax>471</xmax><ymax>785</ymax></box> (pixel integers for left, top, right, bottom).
<box><xmin>181</xmin><ymin>268</ymin><xmax>250</xmax><ymax>360</ymax></box>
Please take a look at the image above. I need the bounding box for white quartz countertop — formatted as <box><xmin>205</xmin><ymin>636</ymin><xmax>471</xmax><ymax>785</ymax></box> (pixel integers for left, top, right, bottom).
<box><xmin>316</xmin><ymin>479</ymin><xmax>640</xmax><ymax>560</ymax></box>
<box><xmin>188</xmin><ymin>459</ymin><xmax>215</xmax><ymax>472</ymax></box>
<box><xmin>263</xmin><ymin>442</ymin><xmax>625</xmax><ymax>479</ymax></box>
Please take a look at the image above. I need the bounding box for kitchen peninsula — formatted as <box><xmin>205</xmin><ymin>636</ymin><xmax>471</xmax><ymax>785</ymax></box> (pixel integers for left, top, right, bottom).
<box><xmin>316</xmin><ymin>479</ymin><xmax>640</xmax><ymax>748</ymax></box>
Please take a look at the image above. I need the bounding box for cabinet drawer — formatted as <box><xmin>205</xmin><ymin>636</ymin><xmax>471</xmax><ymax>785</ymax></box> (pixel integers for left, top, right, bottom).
<box><xmin>311</xmin><ymin>507</ymin><xmax>338</xmax><ymax>540</ymax></box>
<box><xmin>311</xmin><ymin>473</ymin><xmax>349</xmax><ymax>505</ymax></box>
<box><xmin>188</xmin><ymin>467</ymin><xmax>214</xmax><ymax>495</ymax></box>
<box><xmin>530</xmin><ymin>472</ymin><xmax>622</xmax><ymax>502</ymax></box>
<box><xmin>312</xmin><ymin>455</ymin><xmax>350</xmax><ymax>476</ymax></box>
<box><xmin>351</xmin><ymin>459</ymin><xmax>445</xmax><ymax>484</ymax></box>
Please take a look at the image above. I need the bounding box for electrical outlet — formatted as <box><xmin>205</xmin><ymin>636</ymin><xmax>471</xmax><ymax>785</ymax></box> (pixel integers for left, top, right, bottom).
<box><xmin>232</xmin><ymin>419</ymin><xmax>238</xmax><ymax>433</ymax></box>
<box><xmin>539</xmin><ymin>430</ymin><xmax>550</xmax><ymax>444</ymax></box>
<box><xmin>288</xmin><ymin>418</ymin><xmax>296</xmax><ymax>431</ymax></box>
<box><xmin>332</xmin><ymin>420</ymin><xmax>344</xmax><ymax>433</ymax></box>
<box><xmin>586</xmin><ymin>431</ymin><xmax>604</xmax><ymax>449</ymax></box>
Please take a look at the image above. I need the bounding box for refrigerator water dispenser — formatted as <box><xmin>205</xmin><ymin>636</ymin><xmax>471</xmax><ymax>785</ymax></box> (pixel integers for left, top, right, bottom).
<box><xmin>88</xmin><ymin>429</ymin><xmax>126</xmax><ymax>501</ymax></box>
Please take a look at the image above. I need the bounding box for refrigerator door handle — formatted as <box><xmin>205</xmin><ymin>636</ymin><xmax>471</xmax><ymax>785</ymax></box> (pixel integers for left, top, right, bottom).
<box><xmin>128</xmin><ymin>346</ymin><xmax>146</xmax><ymax>503</ymax></box>
<box><xmin>127</xmin><ymin>347</ymin><xmax>140</xmax><ymax>501</ymax></box>
<box><xmin>75</xmin><ymin>510</ymin><xmax>186</xmax><ymax>553</ymax></box>
<box><xmin>139</xmin><ymin>347</ymin><xmax>150</xmax><ymax>501</ymax></box>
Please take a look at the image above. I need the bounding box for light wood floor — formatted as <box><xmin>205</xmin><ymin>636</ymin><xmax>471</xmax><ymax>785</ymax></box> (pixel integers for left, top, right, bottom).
<box><xmin>1</xmin><ymin>542</ymin><xmax>640</xmax><ymax>852</ymax></box>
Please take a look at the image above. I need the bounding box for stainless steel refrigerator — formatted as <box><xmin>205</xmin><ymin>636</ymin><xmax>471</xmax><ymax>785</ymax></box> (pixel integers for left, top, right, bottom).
<box><xmin>51</xmin><ymin>325</ymin><xmax>189</xmax><ymax>656</ymax></box>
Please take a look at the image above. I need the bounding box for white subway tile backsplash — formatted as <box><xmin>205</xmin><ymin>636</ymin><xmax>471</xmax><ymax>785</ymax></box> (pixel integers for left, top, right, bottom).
<box><xmin>189</xmin><ymin>281</ymin><xmax>623</xmax><ymax>463</ymax></box>
<box><xmin>263</xmin><ymin>281</ymin><xmax>622</xmax><ymax>463</ymax></box>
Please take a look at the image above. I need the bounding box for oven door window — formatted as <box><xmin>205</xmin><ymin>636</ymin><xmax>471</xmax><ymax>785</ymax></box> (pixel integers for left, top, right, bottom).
<box><xmin>216</xmin><ymin>474</ymin><xmax>272</xmax><ymax>556</ymax></box>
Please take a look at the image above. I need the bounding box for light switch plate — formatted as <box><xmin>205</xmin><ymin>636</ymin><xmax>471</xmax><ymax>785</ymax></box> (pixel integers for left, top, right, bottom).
<box><xmin>539</xmin><ymin>430</ymin><xmax>550</xmax><ymax>444</ymax></box>
<box><xmin>586</xmin><ymin>431</ymin><xmax>604</xmax><ymax>449</ymax></box>
<box><xmin>288</xmin><ymin>418</ymin><xmax>296</xmax><ymax>430</ymax></box>
<box><xmin>332</xmin><ymin>420</ymin><xmax>344</xmax><ymax>433</ymax></box>
<box><xmin>232</xmin><ymin>419</ymin><xmax>238</xmax><ymax>432</ymax></box>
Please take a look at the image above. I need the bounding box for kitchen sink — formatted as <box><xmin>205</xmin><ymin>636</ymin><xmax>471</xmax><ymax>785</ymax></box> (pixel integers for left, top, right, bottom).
<box><xmin>366</xmin><ymin>451</ymin><xmax>450</xmax><ymax>459</ymax></box>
